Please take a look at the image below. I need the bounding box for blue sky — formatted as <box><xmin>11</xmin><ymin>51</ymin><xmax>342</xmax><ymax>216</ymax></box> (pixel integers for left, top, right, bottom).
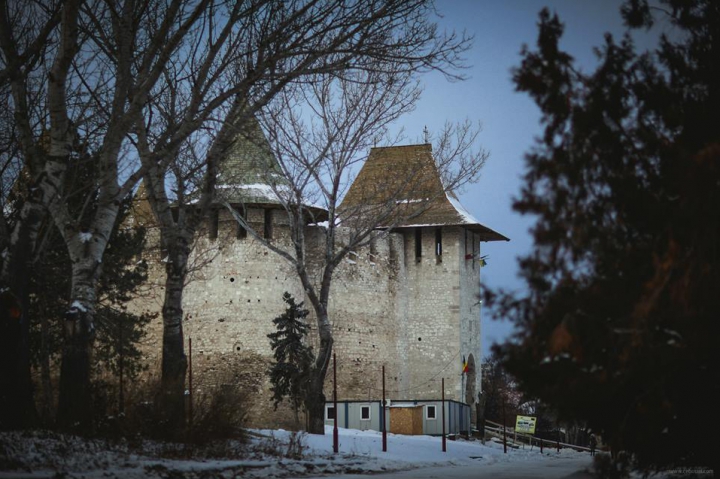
<box><xmin>393</xmin><ymin>1</ymin><xmax>669</xmax><ymax>356</ymax></box>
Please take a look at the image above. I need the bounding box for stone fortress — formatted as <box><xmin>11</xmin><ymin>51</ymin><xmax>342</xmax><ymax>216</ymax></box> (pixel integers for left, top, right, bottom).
<box><xmin>129</xmin><ymin>119</ymin><xmax>508</xmax><ymax>428</ymax></box>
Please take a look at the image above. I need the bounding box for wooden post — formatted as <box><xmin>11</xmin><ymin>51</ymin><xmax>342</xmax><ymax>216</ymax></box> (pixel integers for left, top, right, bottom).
<box><xmin>333</xmin><ymin>353</ymin><xmax>338</xmax><ymax>454</ymax></box>
<box><xmin>441</xmin><ymin>378</ymin><xmax>446</xmax><ymax>452</ymax></box>
<box><xmin>557</xmin><ymin>430</ymin><xmax>560</xmax><ymax>453</ymax></box>
<box><xmin>188</xmin><ymin>337</ymin><xmax>193</xmax><ymax>431</ymax></box>
<box><xmin>382</xmin><ymin>365</ymin><xmax>387</xmax><ymax>452</ymax></box>
<box><xmin>540</xmin><ymin>436</ymin><xmax>544</xmax><ymax>454</ymax></box>
<box><xmin>502</xmin><ymin>397</ymin><xmax>507</xmax><ymax>454</ymax></box>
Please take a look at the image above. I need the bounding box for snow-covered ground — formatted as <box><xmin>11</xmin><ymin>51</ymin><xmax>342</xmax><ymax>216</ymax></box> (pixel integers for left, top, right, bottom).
<box><xmin>0</xmin><ymin>426</ymin><xmax>594</xmax><ymax>478</ymax></box>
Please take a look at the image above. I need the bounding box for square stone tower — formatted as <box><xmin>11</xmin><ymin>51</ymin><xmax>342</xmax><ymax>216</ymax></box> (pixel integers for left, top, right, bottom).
<box><xmin>339</xmin><ymin>144</ymin><xmax>508</xmax><ymax>421</ymax></box>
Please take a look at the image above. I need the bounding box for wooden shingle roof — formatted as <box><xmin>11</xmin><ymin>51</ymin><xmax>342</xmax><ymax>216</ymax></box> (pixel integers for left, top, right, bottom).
<box><xmin>214</xmin><ymin>115</ymin><xmax>327</xmax><ymax>220</ymax></box>
<box><xmin>341</xmin><ymin>144</ymin><xmax>508</xmax><ymax>241</ymax></box>
<box><xmin>215</xmin><ymin>116</ymin><xmax>287</xmax><ymax>206</ymax></box>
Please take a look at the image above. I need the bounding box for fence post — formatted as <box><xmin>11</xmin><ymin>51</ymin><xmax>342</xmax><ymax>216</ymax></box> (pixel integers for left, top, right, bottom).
<box><xmin>441</xmin><ymin>378</ymin><xmax>446</xmax><ymax>452</ymax></box>
<box><xmin>188</xmin><ymin>337</ymin><xmax>193</xmax><ymax>431</ymax></box>
<box><xmin>382</xmin><ymin>365</ymin><xmax>387</xmax><ymax>452</ymax></box>
<box><xmin>557</xmin><ymin>431</ymin><xmax>560</xmax><ymax>453</ymax></box>
<box><xmin>333</xmin><ymin>353</ymin><xmax>338</xmax><ymax>454</ymax></box>
<box><xmin>502</xmin><ymin>398</ymin><xmax>507</xmax><ymax>454</ymax></box>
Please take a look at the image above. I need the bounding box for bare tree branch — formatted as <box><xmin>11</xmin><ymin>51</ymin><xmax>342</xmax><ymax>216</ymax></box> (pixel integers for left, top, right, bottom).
<box><xmin>221</xmin><ymin>63</ymin><xmax>487</xmax><ymax>432</ymax></box>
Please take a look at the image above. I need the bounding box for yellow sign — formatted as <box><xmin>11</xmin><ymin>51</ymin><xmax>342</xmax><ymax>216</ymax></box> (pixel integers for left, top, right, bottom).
<box><xmin>515</xmin><ymin>415</ymin><xmax>537</xmax><ymax>434</ymax></box>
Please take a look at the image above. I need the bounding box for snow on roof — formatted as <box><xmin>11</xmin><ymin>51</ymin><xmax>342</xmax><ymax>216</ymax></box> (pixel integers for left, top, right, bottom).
<box><xmin>215</xmin><ymin>182</ymin><xmax>326</xmax><ymax>211</ymax></box>
<box><xmin>446</xmin><ymin>192</ymin><xmax>480</xmax><ymax>225</ymax></box>
<box><xmin>340</xmin><ymin>144</ymin><xmax>508</xmax><ymax>241</ymax></box>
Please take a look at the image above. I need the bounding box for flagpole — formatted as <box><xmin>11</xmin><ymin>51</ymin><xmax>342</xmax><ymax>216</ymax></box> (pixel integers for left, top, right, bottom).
<box><xmin>442</xmin><ymin>377</ymin><xmax>446</xmax><ymax>452</ymax></box>
<box><xmin>461</xmin><ymin>355</ymin><xmax>467</xmax><ymax>404</ymax></box>
<box><xmin>333</xmin><ymin>353</ymin><xmax>338</xmax><ymax>454</ymax></box>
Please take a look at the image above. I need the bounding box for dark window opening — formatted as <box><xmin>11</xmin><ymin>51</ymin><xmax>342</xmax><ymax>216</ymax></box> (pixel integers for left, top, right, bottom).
<box><xmin>426</xmin><ymin>405</ymin><xmax>437</xmax><ymax>419</ymax></box>
<box><xmin>361</xmin><ymin>406</ymin><xmax>371</xmax><ymax>420</ymax></box>
<box><xmin>264</xmin><ymin>208</ymin><xmax>273</xmax><ymax>240</ymax></box>
<box><xmin>415</xmin><ymin>228</ymin><xmax>422</xmax><ymax>262</ymax></box>
<box><xmin>236</xmin><ymin>206</ymin><xmax>247</xmax><ymax>239</ymax></box>
<box><xmin>326</xmin><ymin>406</ymin><xmax>336</xmax><ymax>420</ymax></box>
<box><xmin>209</xmin><ymin>209</ymin><xmax>219</xmax><ymax>240</ymax></box>
<box><xmin>435</xmin><ymin>227</ymin><xmax>442</xmax><ymax>262</ymax></box>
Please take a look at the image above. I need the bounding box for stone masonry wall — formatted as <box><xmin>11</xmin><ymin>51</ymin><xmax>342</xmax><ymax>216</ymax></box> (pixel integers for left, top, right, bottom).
<box><xmin>131</xmin><ymin>206</ymin><xmax>482</xmax><ymax>428</ymax></box>
<box><xmin>400</xmin><ymin>226</ymin><xmax>463</xmax><ymax>403</ymax></box>
<box><xmin>459</xmin><ymin>229</ymin><xmax>482</xmax><ymax>424</ymax></box>
<box><xmin>316</xmin><ymin>229</ymin><xmax>403</xmax><ymax>403</ymax></box>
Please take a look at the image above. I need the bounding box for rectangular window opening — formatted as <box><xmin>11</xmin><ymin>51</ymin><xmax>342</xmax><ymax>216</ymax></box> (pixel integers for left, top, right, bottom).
<box><xmin>326</xmin><ymin>405</ymin><xmax>336</xmax><ymax>420</ymax></box>
<box><xmin>472</xmin><ymin>233</ymin><xmax>478</xmax><ymax>269</ymax></box>
<box><xmin>236</xmin><ymin>206</ymin><xmax>247</xmax><ymax>239</ymax></box>
<box><xmin>435</xmin><ymin>228</ymin><xmax>442</xmax><ymax>262</ymax></box>
<box><xmin>264</xmin><ymin>208</ymin><xmax>273</xmax><ymax>240</ymax></box>
<box><xmin>426</xmin><ymin>405</ymin><xmax>437</xmax><ymax>420</ymax></box>
<box><xmin>209</xmin><ymin>209</ymin><xmax>219</xmax><ymax>240</ymax></box>
<box><xmin>414</xmin><ymin>228</ymin><xmax>422</xmax><ymax>262</ymax></box>
<box><xmin>360</xmin><ymin>405</ymin><xmax>371</xmax><ymax>421</ymax></box>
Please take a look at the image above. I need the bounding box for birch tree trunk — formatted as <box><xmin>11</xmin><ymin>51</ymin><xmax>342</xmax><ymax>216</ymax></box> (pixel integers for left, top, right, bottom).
<box><xmin>55</xmin><ymin>194</ymin><xmax>121</xmax><ymax>430</ymax></box>
<box><xmin>159</xmin><ymin>228</ymin><xmax>193</xmax><ymax>433</ymax></box>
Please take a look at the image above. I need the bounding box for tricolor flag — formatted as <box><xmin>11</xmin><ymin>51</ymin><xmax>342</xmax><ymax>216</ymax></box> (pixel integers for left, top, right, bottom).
<box><xmin>462</xmin><ymin>355</ymin><xmax>469</xmax><ymax>374</ymax></box>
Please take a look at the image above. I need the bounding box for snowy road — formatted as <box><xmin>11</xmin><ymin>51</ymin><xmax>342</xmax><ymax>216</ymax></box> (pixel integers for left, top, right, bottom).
<box><xmin>304</xmin><ymin>453</ymin><xmax>594</xmax><ymax>479</ymax></box>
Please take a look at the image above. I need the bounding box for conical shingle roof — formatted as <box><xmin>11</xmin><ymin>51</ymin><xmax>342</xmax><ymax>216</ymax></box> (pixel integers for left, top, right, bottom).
<box><xmin>341</xmin><ymin>144</ymin><xmax>508</xmax><ymax>241</ymax></box>
<box><xmin>213</xmin><ymin>115</ymin><xmax>327</xmax><ymax>221</ymax></box>
<box><xmin>215</xmin><ymin>116</ymin><xmax>287</xmax><ymax>206</ymax></box>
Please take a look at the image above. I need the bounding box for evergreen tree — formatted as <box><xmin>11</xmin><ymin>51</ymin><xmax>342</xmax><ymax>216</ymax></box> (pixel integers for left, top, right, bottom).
<box><xmin>267</xmin><ymin>292</ymin><xmax>315</xmax><ymax>427</ymax></box>
<box><xmin>26</xmin><ymin>184</ymin><xmax>151</xmax><ymax>425</ymax></box>
<box><xmin>488</xmin><ymin>0</ymin><xmax>719</xmax><ymax>472</ymax></box>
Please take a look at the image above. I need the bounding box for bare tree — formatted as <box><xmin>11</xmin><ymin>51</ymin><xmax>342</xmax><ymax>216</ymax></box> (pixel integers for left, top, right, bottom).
<box><xmin>0</xmin><ymin>0</ymin><xmax>68</xmax><ymax>429</ymax></box>
<box><xmin>224</xmin><ymin>66</ymin><xmax>487</xmax><ymax>433</ymax></box>
<box><xmin>3</xmin><ymin>0</ymin><xmax>249</xmax><ymax>429</ymax></box>
<box><xmin>133</xmin><ymin>0</ymin><xmax>472</xmax><ymax>434</ymax></box>
<box><xmin>481</xmin><ymin>354</ymin><xmax>524</xmax><ymax>426</ymax></box>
